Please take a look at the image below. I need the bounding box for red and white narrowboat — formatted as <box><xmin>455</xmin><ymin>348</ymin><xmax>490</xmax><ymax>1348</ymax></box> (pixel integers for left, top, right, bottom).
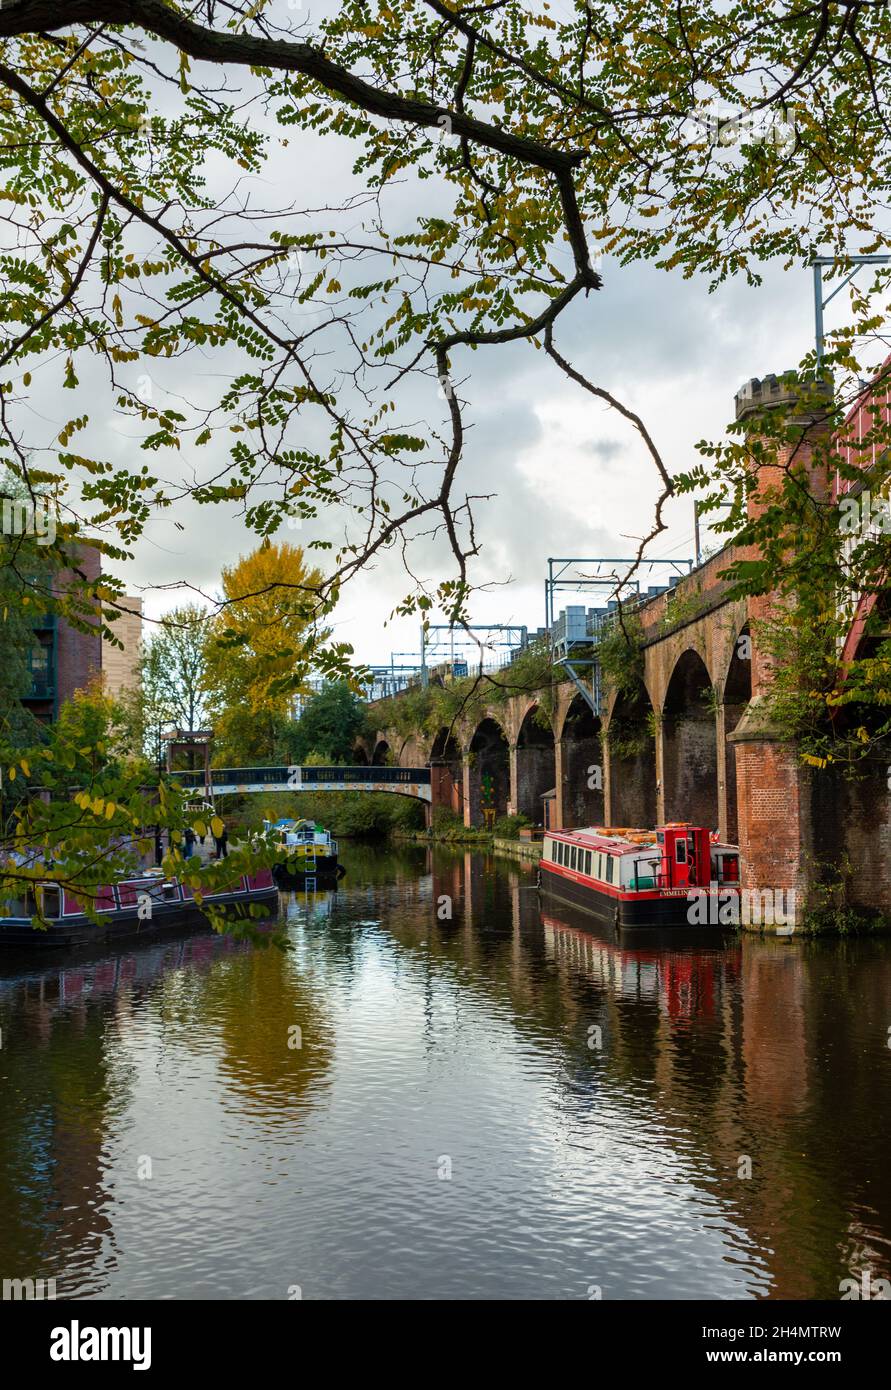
<box><xmin>0</xmin><ymin>869</ymin><xmax>279</xmax><ymax>949</ymax></box>
<box><xmin>539</xmin><ymin>823</ymin><xmax>740</xmax><ymax>929</ymax></box>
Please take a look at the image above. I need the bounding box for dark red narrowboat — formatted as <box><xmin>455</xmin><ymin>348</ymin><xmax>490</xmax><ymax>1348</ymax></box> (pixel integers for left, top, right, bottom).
<box><xmin>539</xmin><ymin>823</ymin><xmax>741</xmax><ymax>929</ymax></box>
<box><xmin>0</xmin><ymin>868</ymin><xmax>279</xmax><ymax>949</ymax></box>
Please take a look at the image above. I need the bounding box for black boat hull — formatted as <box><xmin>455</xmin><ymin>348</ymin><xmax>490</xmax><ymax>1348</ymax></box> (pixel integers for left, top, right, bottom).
<box><xmin>539</xmin><ymin>866</ymin><xmax>724</xmax><ymax>930</ymax></box>
<box><xmin>0</xmin><ymin>889</ymin><xmax>280</xmax><ymax>950</ymax></box>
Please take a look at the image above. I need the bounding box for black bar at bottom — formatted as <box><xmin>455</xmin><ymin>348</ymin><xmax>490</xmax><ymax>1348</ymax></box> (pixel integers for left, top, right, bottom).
<box><xmin>6</xmin><ymin>1296</ymin><xmax>885</xmax><ymax>1375</ymax></box>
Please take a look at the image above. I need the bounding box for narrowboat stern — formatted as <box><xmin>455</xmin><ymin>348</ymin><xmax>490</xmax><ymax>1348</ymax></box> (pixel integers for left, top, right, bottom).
<box><xmin>264</xmin><ymin>818</ymin><xmax>345</xmax><ymax>887</ymax></box>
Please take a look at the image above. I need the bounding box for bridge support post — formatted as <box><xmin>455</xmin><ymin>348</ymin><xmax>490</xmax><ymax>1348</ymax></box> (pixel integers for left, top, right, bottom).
<box><xmin>430</xmin><ymin>763</ymin><xmax>460</xmax><ymax>819</ymax></box>
<box><xmin>727</xmin><ymin>370</ymin><xmax>832</xmax><ymax>919</ymax></box>
<box><xmin>730</xmin><ymin>716</ymin><xmax>814</xmax><ymax>911</ymax></box>
<box><xmin>462</xmin><ymin>756</ymin><xmax>480</xmax><ymax>828</ymax></box>
<box><xmin>654</xmin><ymin>715</ymin><xmax>666</xmax><ymax>827</ymax></box>
<box><xmin>553</xmin><ymin>741</ymin><xmax>567</xmax><ymax>829</ymax></box>
<box><xmin>508</xmin><ymin>744</ymin><xmax>519</xmax><ymax>818</ymax></box>
<box><xmin>715</xmin><ymin>704</ymin><xmax>729</xmax><ymax>842</ymax></box>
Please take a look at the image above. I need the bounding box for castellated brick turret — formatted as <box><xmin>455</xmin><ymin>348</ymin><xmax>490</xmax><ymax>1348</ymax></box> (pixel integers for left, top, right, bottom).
<box><xmin>734</xmin><ymin>373</ymin><xmax>832</xmax><ymax>695</ymax></box>
<box><xmin>729</xmin><ymin>372</ymin><xmax>833</xmax><ymax>909</ymax></box>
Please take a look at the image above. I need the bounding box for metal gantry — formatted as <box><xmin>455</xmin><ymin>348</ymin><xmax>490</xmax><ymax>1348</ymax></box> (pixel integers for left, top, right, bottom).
<box><xmin>812</xmin><ymin>254</ymin><xmax>891</xmax><ymax>371</ymax></box>
<box><xmin>418</xmin><ymin>623</ymin><xmax>529</xmax><ymax>686</ymax></box>
<box><xmin>360</xmin><ymin>662</ymin><xmax>424</xmax><ymax>701</ymax></box>
<box><xmin>545</xmin><ymin>557</ymin><xmax>693</xmax><ymax>716</ymax></box>
<box><xmin>300</xmin><ymin>558</ymin><xmax>700</xmax><ymax>715</ymax></box>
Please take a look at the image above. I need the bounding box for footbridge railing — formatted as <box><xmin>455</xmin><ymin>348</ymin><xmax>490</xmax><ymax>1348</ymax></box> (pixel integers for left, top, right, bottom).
<box><xmin>173</xmin><ymin>766</ymin><xmax>432</xmax><ymax>801</ymax></box>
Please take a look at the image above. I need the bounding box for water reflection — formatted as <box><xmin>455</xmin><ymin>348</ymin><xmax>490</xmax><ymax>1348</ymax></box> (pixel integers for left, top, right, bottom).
<box><xmin>0</xmin><ymin>844</ymin><xmax>889</xmax><ymax>1299</ymax></box>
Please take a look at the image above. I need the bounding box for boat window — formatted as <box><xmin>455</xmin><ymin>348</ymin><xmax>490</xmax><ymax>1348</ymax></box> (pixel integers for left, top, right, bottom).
<box><xmin>605</xmin><ymin>855</ymin><xmax>615</xmax><ymax>885</ymax></box>
<box><xmin>675</xmin><ymin>840</ymin><xmax>687</xmax><ymax>864</ymax></box>
<box><xmin>570</xmin><ymin>845</ymin><xmax>578</xmax><ymax>871</ymax></box>
<box><xmin>584</xmin><ymin>850</ymin><xmax>592</xmax><ymax>876</ymax></box>
<box><xmin>40</xmin><ymin>886</ymin><xmax>61</xmax><ymax>918</ymax></box>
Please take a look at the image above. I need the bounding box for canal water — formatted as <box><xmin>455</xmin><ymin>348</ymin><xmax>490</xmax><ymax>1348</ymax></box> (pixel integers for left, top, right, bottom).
<box><xmin>1</xmin><ymin>842</ymin><xmax>890</xmax><ymax>1301</ymax></box>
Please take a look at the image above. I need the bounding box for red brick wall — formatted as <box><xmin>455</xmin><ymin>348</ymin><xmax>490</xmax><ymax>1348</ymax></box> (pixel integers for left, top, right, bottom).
<box><xmin>811</xmin><ymin>764</ymin><xmax>891</xmax><ymax>916</ymax></box>
<box><xmin>734</xmin><ymin>740</ymin><xmax>810</xmax><ymax>899</ymax></box>
<box><xmin>54</xmin><ymin>545</ymin><xmax>102</xmax><ymax>708</ymax></box>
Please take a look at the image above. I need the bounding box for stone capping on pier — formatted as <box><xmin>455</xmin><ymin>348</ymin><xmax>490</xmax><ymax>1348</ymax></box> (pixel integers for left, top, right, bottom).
<box><xmin>734</xmin><ymin>372</ymin><xmax>834</xmax><ymax>424</ymax></box>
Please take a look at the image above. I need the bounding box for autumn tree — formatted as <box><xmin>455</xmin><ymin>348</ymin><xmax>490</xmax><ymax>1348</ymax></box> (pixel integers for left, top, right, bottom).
<box><xmin>205</xmin><ymin>541</ymin><xmax>328</xmax><ymax>761</ymax></box>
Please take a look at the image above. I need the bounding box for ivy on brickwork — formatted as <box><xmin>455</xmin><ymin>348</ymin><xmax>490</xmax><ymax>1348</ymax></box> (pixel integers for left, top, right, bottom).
<box><xmin>679</xmin><ymin>365</ymin><xmax>891</xmax><ymax>775</ymax></box>
<box><xmin>368</xmin><ymin>640</ymin><xmax>556</xmax><ymax>744</ymax></box>
<box><xmin>659</xmin><ymin>586</ymin><xmax>709</xmax><ymax>634</ymax></box>
<box><xmin>596</xmin><ymin>615</ymin><xmax>646</xmax><ymax>698</ymax></box>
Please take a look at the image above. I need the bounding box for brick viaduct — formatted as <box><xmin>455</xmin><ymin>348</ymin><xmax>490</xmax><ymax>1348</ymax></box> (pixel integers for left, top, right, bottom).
<box><xmin>358</xmin><ymin>373</ymin><xmax>891</xmax><ymax>919</ymax></box>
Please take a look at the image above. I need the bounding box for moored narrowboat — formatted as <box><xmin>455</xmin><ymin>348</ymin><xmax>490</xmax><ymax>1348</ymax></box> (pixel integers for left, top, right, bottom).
<box><xmin>0</xmin><ymin>869</ymin><xmax>278</xmax><ymax>949</ymax></box>
<box><xmin>263</xmin><ymin>818</ymin><xmax>345</xmax><ymax>886</ymax></box>
<box><xmin>539</xmin><ymin>823</ymin><xmax>740</xmax><ymax>929</ymax></box>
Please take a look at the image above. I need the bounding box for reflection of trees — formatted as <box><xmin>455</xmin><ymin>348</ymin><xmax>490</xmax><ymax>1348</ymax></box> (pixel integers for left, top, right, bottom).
<box><xmin>0</xmin><ymin>982</ymin><xmax>116</xmax><ymax>1293</ymax></box>
<box><xmin>0</xmin><ymin>922</ymin><xmax>337</xmax><ymax>1294</ymax></box>
<box><xmin>215</xmin><ymin>948</ymin><xmax>334</xmax><ymax>1119</ymax></box>
<box><xmin>154</xmin><ymin>935</ymin><xmax>334</xmax><ymax>1121</ymax></box>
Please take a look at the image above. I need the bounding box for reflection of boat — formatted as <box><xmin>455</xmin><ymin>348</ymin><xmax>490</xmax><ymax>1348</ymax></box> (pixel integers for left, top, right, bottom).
<box><xmin>0</xmin><ymin>920</ymin><xmax>250</xmax><ymax>993</ymax></box>
<box><xmin>540</xmin><ymin>823</ymin><xmax>740</xmax><ymax>929</ymax></box>
<box><xmin>264</xmin><ymin>818</ymin><xmax>345</xmax><ymax>887</ymax></box>
<box><xmin>541</xmin><ymin>900</ymin><xmax>740</xmax><ymax>1017</ymax></box>
<box><xmin>0</xmin><ymin>869</ymin><xmax>278</xmax><ymax>949</ymax></box>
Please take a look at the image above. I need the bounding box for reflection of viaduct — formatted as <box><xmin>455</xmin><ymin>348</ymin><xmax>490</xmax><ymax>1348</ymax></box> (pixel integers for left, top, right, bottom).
<box><xmin>361</xmin><ymin>373</ymin><xmax>891</xmax><ymax>917</ymax></box>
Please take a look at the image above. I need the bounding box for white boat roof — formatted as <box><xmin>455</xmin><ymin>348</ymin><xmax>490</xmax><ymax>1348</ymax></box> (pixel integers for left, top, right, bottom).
<box><xmin>548</xmin><ymin>827</ymin><xmax>740</xmax><ymax>854</ymax></box>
